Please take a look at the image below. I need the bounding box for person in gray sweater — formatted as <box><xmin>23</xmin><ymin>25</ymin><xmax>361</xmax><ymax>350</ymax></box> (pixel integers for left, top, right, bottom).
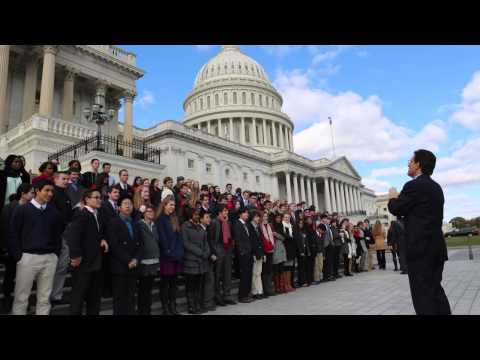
<box><xmin>181</xmin><ymin>208</ymin><xmax>211</xmax><ymax>314</ymax></box>
<box><xmin>136</xmin><ymin>205</ymin><xmax>160</xmax><ymax>315</ymax></box>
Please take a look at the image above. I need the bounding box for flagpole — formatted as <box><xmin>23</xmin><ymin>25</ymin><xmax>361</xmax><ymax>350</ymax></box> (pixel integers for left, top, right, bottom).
<box><xmin>329</xmin><ymin>116</ymin><xmax>336</xmax><ymax>159</ymax></box>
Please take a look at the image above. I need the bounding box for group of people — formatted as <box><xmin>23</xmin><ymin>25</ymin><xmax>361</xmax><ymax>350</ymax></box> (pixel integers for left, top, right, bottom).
<box><xmin>0</xmin><ymin>155</ymin><xmax>407</xmax><ymax>316</ymax></box>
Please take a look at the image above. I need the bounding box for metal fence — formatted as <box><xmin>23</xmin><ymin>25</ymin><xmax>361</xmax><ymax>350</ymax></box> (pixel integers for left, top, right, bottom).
<box><xmin>48</xmin><ymin>135</ymin><xmax>161</xmax><ymax>165</ymax></box>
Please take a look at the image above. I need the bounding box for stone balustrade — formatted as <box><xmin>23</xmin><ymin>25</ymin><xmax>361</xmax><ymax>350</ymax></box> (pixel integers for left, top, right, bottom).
<box><xmin>85</xmin><ymin>45</ymin><xmax>136</xmax><ymax>65</ymax></box>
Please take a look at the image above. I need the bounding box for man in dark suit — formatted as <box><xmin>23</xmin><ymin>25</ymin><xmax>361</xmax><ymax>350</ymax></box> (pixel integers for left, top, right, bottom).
<box><xmin>100</xmin><ymin>186</ymin><xmax>120</xmax><ymax>221</ymax></box>
<box><xmin>66</xmin><ymin>189</ymin><xmax>108</xmax><ymax>315</ymax></box>
<box><xmin>388</xmin><ymin>149</ymin><xmax>450</xmax><ymax>315</ymax></box>
<box><xmin>233</xmin><ymin>208</ymin><xmax>254</xmax><ymax>303</ymax></box>
<box><xmin>81</xmin><ymin>159</ymin><xmax>100</xmax><ymax>190</ymax></box>
<box><xmin>114</xmin><ymin>169</ymin><xmax>133</xmax><ymax>199</ymax></box>
<box><xmin>66</xmin><ymin>168</ymin><xmax>85</xmax><ymax>209</ymax></box>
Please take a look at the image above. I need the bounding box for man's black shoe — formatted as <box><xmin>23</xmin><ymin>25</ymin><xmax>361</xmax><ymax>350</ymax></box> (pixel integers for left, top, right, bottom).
<box><xmin>51</xmin><ymin>298</ymin><xmax>69</xmax><ymax>307</ymax></box>
<box><xmin>239</xmin><ymin>297</ymin><xmax>254</xmax><ymax>304</ymax></box>
<box><xmin>216</xmin><ymin>299</ymin><xmax>226</xmax><ymax>306</ymax></box>
<box><xmin>400</xmin><ymin>271</ymin><xmax>408</xmax><ymax>275</ymax></box>
<box><xmin>224</xmin><ymin>299</ymin><xmax>237</xmax><ymax>305</ymax></box>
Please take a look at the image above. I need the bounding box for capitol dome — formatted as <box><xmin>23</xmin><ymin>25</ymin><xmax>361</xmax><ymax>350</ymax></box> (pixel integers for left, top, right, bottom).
<box><xmin>183</xmin><ymin>45</ymin><xmax>294</xmax><ymax>153</ymax></box>
<box><xmin>193</xmin><ymin>45</ymin><xmax>270</xmax><ymax>87</ymax></box>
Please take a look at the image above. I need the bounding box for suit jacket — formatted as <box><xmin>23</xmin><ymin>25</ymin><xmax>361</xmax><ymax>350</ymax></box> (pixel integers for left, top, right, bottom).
<box><xmin>81</xmin><ymin>171</ymin><xmax>99</xmax><ymax>190</ymax></box>
<box><xmin>66</xmin><ymin>182</ymin><xmax>86</xmax><ymax>208</ymax></box>
<box><xmin>233</xmin><ymin>219</ymin><xmax>252</xmax><ymax>257</ymax></box>
<box><xmin>52</xmin><ymin>186</ymin><xmax>73</xmax><ymax>232</ymax></box>
<box><xmin>114</xmin><ymin>182</ymin><xmax>134</xmax><ymax>199</ymax></box>
<box><xmin>207</xmin><ymin>218</ymin><xmax>227</xmax><ymax>258</ymax></box>
<box><xmin>388</xmin><ymin>174</ymin><xmax>447</xmax><ymax>263</ymax></box>
<box><xmin>106</xmin><ymin>216</ymin><xmax>143</xmax><ymax>275</ymax></box>
<box><xmin>100</xmin><ymin>200</ymin><xmax>117</xmax><ymax>223</ymax></box>
<box><xmin>65</xmin><ymin>208</ymin><xmax>105</xmax><ymax>272</ymax></box>
<box><xmin>248</xmin><ymin>222</ymin><xmax>265</xmax><ymax>258</ymax></box>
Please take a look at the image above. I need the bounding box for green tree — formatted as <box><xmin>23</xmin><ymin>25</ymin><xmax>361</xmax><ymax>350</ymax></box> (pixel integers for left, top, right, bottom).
<box><xmin>450</xmin><ymin>217</ymin><xmax>467</xmax><ymax>229</ymax></box>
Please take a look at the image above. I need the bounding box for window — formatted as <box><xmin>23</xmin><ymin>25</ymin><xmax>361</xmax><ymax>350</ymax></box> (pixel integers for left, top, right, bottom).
<box><xmin>251</xmin><ymin>93</ymin><xmax>255</xmax><ymax>105</ymax></box>
<box><xmin>256</xmin><ymin>176</ymin><xmax>260</xmax><ymax>184</ymax></box>
<box><xmin>207</xmin><ymin>96</ymin><xmax>210</xmax><ymax>109</ymax></box>
<box><xmin>206</xmin><ymin>163</ymin><xmax>212</xmax><ymax>173</ymax></box>
<box><xmin>224</xmin><ymin>93</ymin><xmax>228</xmax><ymax>105</ymax></box>
<box><xmin>383</xmin><ymin>208</ymin><xmax>387</xmax><ymax>212</ymax></box>
<box><xmin>266</xmin><ymin>97</ymin><xmax>269</xmax><ymax>107</ymax></box>
<box><xmin>259</xmin><ymin>95</ymin><xmax>263</xmax><ymax>106</ymax></box>
<box><xmin>188</xmin><ymin>159</ymin><xmax>195</xmax><ymax>169</ymax></box>
<box><xmin>243</xmin><ymin>172</ymin><xmax>248</xmax><ymax>181</ymax></box>
<box><xmin>194</xmin><ymin>100</ymin><xmax>197</xmax><ymax>111</ymax></box>
<box><xmin>200</xmin><ymin>98</ymin><xmax>203</xmax><ymax>110</ymax></box>
<box><xmin>233</xmin><ymin>92</ymin><xmax>237</xmax><ymax>104</ymax></box>
<box><xmin>225</xmin><ymin>168</ymin><xmax>230</xmax><ymax>177</ymax></box>
<box><xmin>245</xmin><ymin>125</ymin><xmax>250</xmax><ymax>143</ymax></box>
<box><xmin>215</xmin><ymin>94</ymin><xmax>219</xmax><ymax>106</ymax></box>
<box><xmin>242</xmin><ymin>92</ymin><xmax>246</xmax><ymax>105</ymax></box>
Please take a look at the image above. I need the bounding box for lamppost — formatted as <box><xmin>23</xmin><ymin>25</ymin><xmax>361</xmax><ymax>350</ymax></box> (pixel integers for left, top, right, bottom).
<box><xmin>83</xmin><ymin>88</ymin><xmax>116</xmax><ymax>151</ymax></box>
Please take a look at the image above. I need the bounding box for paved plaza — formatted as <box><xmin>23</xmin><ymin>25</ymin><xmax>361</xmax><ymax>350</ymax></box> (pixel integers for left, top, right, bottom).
<box><xmin>208</xmin><ymin>247</ymin><xmax>480</xmax><ymax>315</ymax></box>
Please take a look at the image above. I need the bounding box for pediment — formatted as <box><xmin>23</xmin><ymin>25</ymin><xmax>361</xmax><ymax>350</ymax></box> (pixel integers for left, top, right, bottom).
<box><xmin>329</xmin><ymin>156</ymin><xmax>360</xmax><ymax>179</ymax></box>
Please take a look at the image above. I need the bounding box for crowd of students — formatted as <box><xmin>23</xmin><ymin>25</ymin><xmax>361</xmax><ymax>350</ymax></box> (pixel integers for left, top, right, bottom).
<box><xmin>0</xmin><ymin>155</ymin><xmax>407</xmax><ymax>315</ymax></box>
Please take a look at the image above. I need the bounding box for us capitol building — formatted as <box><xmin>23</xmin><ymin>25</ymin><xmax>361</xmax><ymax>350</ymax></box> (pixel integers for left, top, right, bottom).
<box><xmin>0</xmin><ymin>45</ymin><xmax>376</xmax><ymax>217</ymax></box>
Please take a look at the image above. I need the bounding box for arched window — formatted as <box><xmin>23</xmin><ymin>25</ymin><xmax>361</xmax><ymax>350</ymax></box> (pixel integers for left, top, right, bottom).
<box><xmin>251</xmin><ymin>93</ymin><xmax>255</xmax><ymax>105</ymax></box>
<box><xmin>200</xmin><ymin>98</ymin><xmax>203</xmax><ymax>110</ymax></box>
<box><xmin>224</xmin><ymin>92</ymin><xmax>228</xmax><ymax>105</ymax></box>
<box><xmin>233</xmin><ymin>92</ymin><xmax>237</xmax><ymax>104</ymax></box>
<box><xmin>259</xmin><ymin>95</ymin><xmax>263</xmax><ymax>106</ymax></box>
<box><xmin>215</xmin><ymin>94</ymin><xmax>219</xmax><ymax>106</ymax></box>
<box><xmin>207</xmin><ymin>96</ymin><xmax>211</xmax><ymax>109</ymax></box>
<box><xmin>242</xmin><ymin>92</ymin><xmax>246</xmax><ymax>104</ymax></box>
<box><xmin>266</xmin><ymin>97</ymin><xmax>269</xmax><ymax>107</ymax></box>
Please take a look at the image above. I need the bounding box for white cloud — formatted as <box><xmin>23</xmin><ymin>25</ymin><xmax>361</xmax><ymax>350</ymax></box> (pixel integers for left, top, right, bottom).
<box><xmin>362</xmin><ymin>177</ymin><xmax>392</xmax><ymax>194</ymax></box>
<box><xmin>275</xmin><ymin>69</ymin><xmax>448</xmax><ymax>162</ymax></box>
<box><xmin>371</xmin><ymin>166</ymin><xmax>406</xmax><ymax>177</ymax></box>
<box><xmin>134</xmin><ymin>90</ymin><xmax>155</xmax><ymax>108</ymax></box>
<box><xmin>194</xmin><ymin>45</ymin><xmax>214</xmax><ymax>52</ymax></box>
<box><xmin>312</xmin><ymin>45</ymin><xmax>353</xmax><ymax>65</ymax></box>
<box><xmin>259</xmin><ymin>45</ymin><xmax>303</xmax><ymax>57</ymax></box>
<box><xmin>450</xmin><ymin>71</ymin><xmax>480</xmax><ymax>131</ymax></box>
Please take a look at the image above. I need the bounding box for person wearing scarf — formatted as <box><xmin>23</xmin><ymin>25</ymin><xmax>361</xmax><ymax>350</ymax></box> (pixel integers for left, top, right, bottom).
<box><xmin>208</xmin><ymin>204</ymin><xmax>236</xmax><ymax>306</ymax></box>
<box><xmin>272</xmin><ymin>214</ymin><xmax>288</xmax><ymax>294</ymax></box>
<box><xmin>0</xmin><ymin>155</ymin><xmax>30</xmax><ymax>210</ymax></box>
<box><xmin>282</xmin><ymin>213</ymin><xmax>296</xmax><ymax>292</ymax></box>
<box><xmin>260</xmin><ymin>212</ymin><xmax>276</xmax><ymax>297</ymax></box>
<box><xmin>31</xmin><ymin>161</ymin><xmax>57</xmax><ymax>185</ymax></box>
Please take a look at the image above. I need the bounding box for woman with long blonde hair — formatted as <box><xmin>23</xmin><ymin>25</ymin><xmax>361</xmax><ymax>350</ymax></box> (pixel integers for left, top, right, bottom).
<box><xmin>133</xmin><ymin>185</ymin><xmax>151</xmax><ymax>215</ymax></box>
<box><xmin>373</xmin><ymin>220</ymin><xmax>386</xmax><ymax>270</ymax></box>
<box><xmin>155</xmin><ymin>195</ymin><xmax>183</xmax><ymax>315</ymax></box>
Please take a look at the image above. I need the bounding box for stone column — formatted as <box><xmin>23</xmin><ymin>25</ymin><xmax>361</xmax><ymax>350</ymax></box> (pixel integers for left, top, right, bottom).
<box><xmin>334</xmin><ymin>180</ymin><xmax>343</xmax><ymax>214</ymax></box>
<box><xmin>324</xmin><ymin>177</ymin><xmax>332</xmax><ymax>213</ymax></box>
<box><xmin>306</xmin><ymin>177</ymin><xmax>312</xmax><ymax>206</ymax></box>
<box><xmin>354</xmin><ymin>188</ymin><xmax>360</xmax><ymax>212</ymax></box>
<box><xmin>62</xmin><ymin>68</ymin><xmax>76</xmax><ymax>122</ymax></box>
<box><xmin>226</xmin><ymin>118</ymin><xmax>231</xmax><ymax>140</ymax></box>
<box><xmin>344</xmin><ymin>183</ymin><xmax>351</xmax><ymax>214</ymax></box>
<box><xmin>312</xmin><ymin>178</ymin><xmax>319</xmax><ymax>210</ymax></box>
<box><xmin>39</xmin><ymin>45</ymin><xmax>58</xmax><ymax>117</ymax></box>
<box><xmin>284</xmin><ymin>125</ymin><xmax>289</xmax><ymax>150</ymax></box>
<box><xmin>240</xmin><ymin>117</ymin><xmax>245</xmax><ymax>144</ymax></box>
<box><xmin>22</xmin><ymin>55</ymin><xmax>39</xmax><ymax>121</ymax></box>
<box><xmin>272</xmin><ymin>121</ymin><xmax>278</xmax><ymax>147</ymax></box>
<box><xmin>346</xmin><ymin>185</ymin><xmax>353</xmax><ymax>214</ymax></box>
<box><xmin>339</xmin><ymin>182</ymin><xmax>346</xmax><ymax>214</ymax></box>
<box><xmin>289</xmin><ymin>128</ymin><xmax>294</xmax><ymax>151</ymax></box>
<box><xmin>272</xmin><ymin>173</ymin><xmax>279</xmax><ymax>201</ymax></box>
<box><xmin>207</xmin><ymin>119</ymin><xmax>211</xmax><ymax>134</ymax></box>
<box><xmin>351</xmin><ymin>185</ymin><xmax>357</xmax><ymax>213</ymax></box>
<box><xmin>278</xmin><ymin>123</ymin><xmax>284</xmax><ymax>149</ymax></box>
<box><xmin>0</xmin><ymin>45</ymin><xmax>10</xmax><ymax>134</ymax></box>
<box><xmin>123</xmin><ymin>90</ymin><xmax>135</xmax><ymax>142</ymax></box>
<box><xmin>300</xmin><ymin>175</ymin><xmax>306</xmax><ymax>203</ymax></box>
<box><xmin>262</xmin><ymin>118</ymin><xmax>267</xmax><ymax>145</ymax></box>
<box><xmin>292</xmin><ymin>173</ymin><xmax>299</xmax><ymax>203</ymax></box>
<box><xmin>285</xmin><ymin>171</ymin><xmax>292</xmax><ymax>204</ymax></box>
<box><xmin>329</xmin><ymin>178</ymin><xmax>337</xmax><ymax>212</ymax></box>
<box><xmin>252</xmin><ymin>118</ymin><xmax>257</xmax><ymax>145</ymax></box>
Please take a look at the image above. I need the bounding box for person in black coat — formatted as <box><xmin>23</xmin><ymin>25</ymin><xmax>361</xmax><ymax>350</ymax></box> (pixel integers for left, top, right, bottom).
<box><xmin>294</xmin><ymin>219</ymin><xmax>309</xmax><ymax>287</ymax></box>
<box><xmin>107</xmin><ymin>196</ymin><xmax>143</xmax><ymax>315</ymax></box>
<box><xmin>0</xmin><ymin>155</ymin><xmax>30</xmax><ymax>211</ymax></box>
<box><xmin>387</xmin><ymin>220</ymin><xmax>402</xmax><ymax>272</ymax></box>
<box><xmin>66</xmin><ymin>189</ymin><xmax>108</xmax><ymax>315</ymax></box>
<box><xmin>114</xmin><ymin>169</ymin><xmax>134</xmax><ymax>199</ymax></box>
<box><xmin>249</xmin><ymin>210</ymin><xmax>265</xmax><ymax>299</ymax></box>
<box><xmin>233</xmin><ymin>208</ymin><xmax>254</xmax><ymax>303</ymax></box>
<box><xmin>80</xmin><ymin>159</ymin><xmax>100</xmax><ymax>190</ymax></box>
<box><xmin>388</xmin><ymin>149</ymin><xmax>450</xmax><ymax>315</ymax></box>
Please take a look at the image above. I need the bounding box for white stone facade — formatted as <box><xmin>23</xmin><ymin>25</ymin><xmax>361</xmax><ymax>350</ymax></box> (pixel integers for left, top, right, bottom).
<box><xmin>0</xmin><ymin>44</ymin><xmax>376</xmax><ymax>217</ymax></box>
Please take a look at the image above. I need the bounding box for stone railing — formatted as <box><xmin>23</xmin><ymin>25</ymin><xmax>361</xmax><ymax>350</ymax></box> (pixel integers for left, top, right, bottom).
<box><xmin>85</xmin><ymin>45</ymin><xmax>136</xmax><ymax>65</ymax></box>
<box><xmin>0</xmin><ymin>115</ymin><xmax>96</xmax><ymax>146</ymax></box>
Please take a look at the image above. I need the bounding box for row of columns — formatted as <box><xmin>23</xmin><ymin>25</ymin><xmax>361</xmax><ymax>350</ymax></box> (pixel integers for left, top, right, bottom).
<box><xmin>323</xmin><ymin>177</ymin><xmax>363</xmax><ymax>214</ymax></box>
<box><xmin>277</xmin><ymin>171</ymin><xmax>364</xmax><ymax>215</ymax></box>
<box><xmin>195</xmin><ymin>117</ymin><xmax>293</xmax><ymax>151</ymax></box>
<box><xmin>0</xmin><ymin>45</ymin><xmax>135</xmax><ymax>142</ymax></box>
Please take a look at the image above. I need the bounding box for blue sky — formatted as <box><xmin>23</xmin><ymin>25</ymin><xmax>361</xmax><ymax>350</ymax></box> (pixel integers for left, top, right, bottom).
<box><xmin>120</xmin><ymin>45</ymin><xmax>480</xmax><ymax>222</ymax></box>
